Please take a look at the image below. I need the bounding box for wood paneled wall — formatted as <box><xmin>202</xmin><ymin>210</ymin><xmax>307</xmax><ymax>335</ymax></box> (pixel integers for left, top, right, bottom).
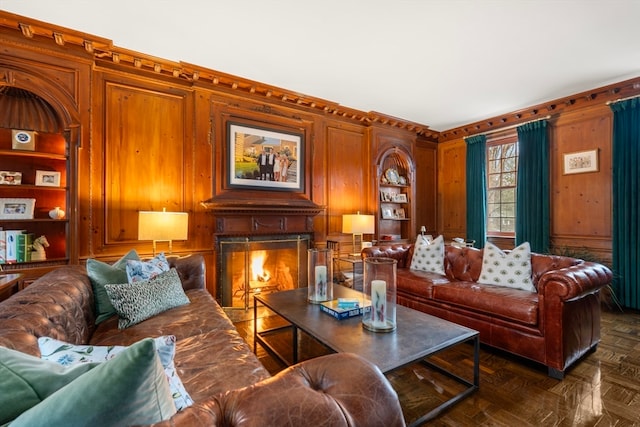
<box><xmin>3</xmin><ymin>10</ymin><xmax>636</xmax><ymax>292</ymax></box>
<box><xmin>437</xmin><ymin>103</ymin><xmax>616</xmax><ymax>262</ymax></box>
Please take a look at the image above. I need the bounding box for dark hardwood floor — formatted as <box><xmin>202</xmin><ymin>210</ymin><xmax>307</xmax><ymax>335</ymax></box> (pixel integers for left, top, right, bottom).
<box><xmin>232</xmin><ymin>306</ymin><xmax>640</xmax><ymax>426</ymax></box>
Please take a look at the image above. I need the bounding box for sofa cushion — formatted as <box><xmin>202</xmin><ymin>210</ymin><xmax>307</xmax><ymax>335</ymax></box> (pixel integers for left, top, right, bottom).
<box><xmin>11</xmin><ymin>338</ymin><xmax>176</xmax><ymax>426</ymax></box>
<box><xmin>38</xmin><ymin>335</ymin><xmax>193</xmax><ymax>411</ymax></box>
<box><xmin>479</xmin><ymin>242</ymin><xmax>536</xmax><ymax>292</ymax></box>
<box><xmin>0</xmin><ymin>346</ymin><xmax>98</xmax><ymax>424</ymax></box>
<box><xmin>397</xmin><ymin>269</ymin><xmax>452</xmax><ymax>299</ymax></box>
<box><xmin>87</xmin><ymin>249</ymin><xmax>140</xmax><ymax>324</ymax></box>
<box><xmin>432</xmin><ymin>282</ymin><xmax>539</xmax><ymax>326</ymax></box>
<box><xmin>89</xmin><ymin>289</ymin><xmax>272</xmax><ymax>401</ymax></box>
<box><xmin>126</xmin><ymin>252</ymin><xmax>170</xmax><ymax>283</ymax></box>
<box><xmin>409</xmin><ymin>235</ymin><xmax>445</xmax><ymax>274</ymax></box>
<box><xmin>444</xmin><ymin>245</ymin><xmax>484</xmax><ymax>282</ymax></box>
<box><xmin>105</xmin><ymin>268</ymin><xmax>190</xmax><ymax>329</ymax></box>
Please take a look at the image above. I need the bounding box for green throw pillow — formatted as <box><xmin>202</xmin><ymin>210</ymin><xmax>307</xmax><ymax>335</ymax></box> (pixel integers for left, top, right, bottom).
<box><xmin>86</xmin><ymin>249</ymin><xmax>140</xmax><ymax>324</ymax></box>
<box><xmin>10</xmin><ymin>338</ymin><xmax>176</xmax><ymax>427</ymax></box>
<box><xmin>0</xmin><ymin>347</ymin><xmax>99</xmax><ymax>424</ymax></box>
<box><xmin>104</xmin><ymin>268</ymin><xmax>190</xmax><ymax>329</ymax></box>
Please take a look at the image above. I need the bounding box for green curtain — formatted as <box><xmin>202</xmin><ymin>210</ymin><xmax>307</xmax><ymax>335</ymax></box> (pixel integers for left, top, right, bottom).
<box><xmin>465</xmin><ymin>135</ymin><xmax>487</xmax><ymax>246</ymax></box>
<box><xmin>610</xmin><ymin>98</ymin><xmax>640</xmax><ymax>310</ymax></box>
<box><xmin>515</xmin><ymin>120</ymin><xmax>550</xmax><ymax>253</ymax></box>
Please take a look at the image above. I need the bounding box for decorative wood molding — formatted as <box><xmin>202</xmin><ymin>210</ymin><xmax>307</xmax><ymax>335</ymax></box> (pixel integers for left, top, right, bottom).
<box><xmin>438</xmin><ymin>76</ymin><xmax>640</xmax><ymax>142</ymax></box>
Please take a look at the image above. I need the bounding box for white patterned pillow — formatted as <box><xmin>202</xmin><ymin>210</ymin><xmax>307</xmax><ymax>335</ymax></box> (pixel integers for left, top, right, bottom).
<box><xmin>126</xmin><ymin>252</ymin><xmax>170</xmax><ymax>283</ymax></box>
<box><xmin>38</xmin><ymin>335</ymin><xmax>194</xmax><ymax>411</ymax></box>
<box><xmin>478</xmin><ymin>242</ymin><xmax>535</xmax><ymax>292</ymax></box>
<box><xmin>105</xmin><ymin>268</ymin><xmax>190</xmax><ymax>329</ymax></box>
<box><xmin>414</xmin><ymin>234</ymin><xmax>433</xmax><ymax>245</ymax></box>
<box><xmin>409</xmin><ymin>235</ymin><xmax>445</xmax><ymax>275</ymax></box>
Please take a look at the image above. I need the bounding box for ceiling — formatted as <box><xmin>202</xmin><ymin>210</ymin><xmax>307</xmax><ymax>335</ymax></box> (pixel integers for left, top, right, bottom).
<box><xmin>2</xmin><ymin>0</ymin><xmax>639</xmax><ymax>132</ymax></box>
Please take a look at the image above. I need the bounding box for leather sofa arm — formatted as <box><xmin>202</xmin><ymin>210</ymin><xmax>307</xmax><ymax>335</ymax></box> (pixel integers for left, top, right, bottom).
<box><xmin>149</xmin><ymin>353</ymin><xmax>406</xmax><ymax>427</ymax></box>
<box><xmin>536</xmin><ymin>261</ymin><xmax>613</xmax><ymax>301</ymax></box>
<box><xmin>166</xmin><ymin>254</ymin><xmax>206</xmax><ymax>291</ymax></box>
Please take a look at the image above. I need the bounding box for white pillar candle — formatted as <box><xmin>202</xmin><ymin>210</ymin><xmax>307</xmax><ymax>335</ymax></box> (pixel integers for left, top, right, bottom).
<box><xmin>371</xmin><ymin>279</ymin><xmax>387</xmax><ymax>327</ymax></box>
<box><xmin>315</xmin><ymin>265</ymin><xmax>327</xmax><ymax>300</ymax></box>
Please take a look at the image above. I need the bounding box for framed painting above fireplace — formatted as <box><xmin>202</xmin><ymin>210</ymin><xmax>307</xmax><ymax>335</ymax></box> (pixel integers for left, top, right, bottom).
<box><xmin>227</xmin><ymin>121</ymin><xmax>304</xmax><ymax>192</ymax></box>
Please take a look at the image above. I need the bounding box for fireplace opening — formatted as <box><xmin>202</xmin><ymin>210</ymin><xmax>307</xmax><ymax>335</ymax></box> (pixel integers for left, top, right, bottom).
<box><xmin>217</xmin><ymin>234</ymin><xmax>311</xmax><ymax>309</ymax></box>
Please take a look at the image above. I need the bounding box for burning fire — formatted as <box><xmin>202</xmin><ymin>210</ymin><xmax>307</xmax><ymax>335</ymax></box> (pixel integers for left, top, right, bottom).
<box><xmin>250</xmin><ymin>251</ymin><xmax>271</xmax><ymax>282</ymax></box>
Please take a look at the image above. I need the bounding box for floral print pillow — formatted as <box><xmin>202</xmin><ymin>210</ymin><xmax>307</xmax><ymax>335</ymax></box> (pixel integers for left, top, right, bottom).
<box><xmin>38</xmin><ymin>335</ymin><xmax>193</xmax><ymax>411</ymax></box>
<box><xmin>125</xmin><ymin>252</ymin><xmax>170</xmax><ymax>283</ymax></box>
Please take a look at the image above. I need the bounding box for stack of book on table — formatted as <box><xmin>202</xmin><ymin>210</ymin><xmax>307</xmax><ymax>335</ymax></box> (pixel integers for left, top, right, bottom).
<box><xmin>320</xmin><ymin>298</ymin><xmax>370</xmax><ymax>320</ymax></box>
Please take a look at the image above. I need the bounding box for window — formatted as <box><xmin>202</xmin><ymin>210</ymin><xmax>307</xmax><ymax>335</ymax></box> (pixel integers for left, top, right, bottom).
<box><xmin>486</xmin><ymin>134</ymin><xmax>518</xmax><ymax>237</ymax></box>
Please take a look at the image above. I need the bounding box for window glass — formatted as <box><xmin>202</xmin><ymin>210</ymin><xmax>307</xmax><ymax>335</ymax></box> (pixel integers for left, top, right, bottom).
<box><xmin>486</xmin><ymin>135</ymin><xmax>518</xmax><ymax>236</ymax></box>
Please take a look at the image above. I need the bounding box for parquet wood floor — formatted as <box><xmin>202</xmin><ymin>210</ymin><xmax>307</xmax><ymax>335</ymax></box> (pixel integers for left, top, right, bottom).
<box><xmin>232</xmin><ymin>306</ymin><xmax>640</xmax><ymax>426</ymax></box>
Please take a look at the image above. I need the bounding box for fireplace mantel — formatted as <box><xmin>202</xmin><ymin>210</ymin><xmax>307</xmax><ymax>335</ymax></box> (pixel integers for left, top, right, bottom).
<box><xmin>201</xmin><ymin>197</ymin><xmax>324</xmax><ymax>236</ymax></box>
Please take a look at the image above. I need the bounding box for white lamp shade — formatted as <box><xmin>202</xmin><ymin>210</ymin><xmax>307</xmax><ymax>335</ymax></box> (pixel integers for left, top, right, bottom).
<box><xmin>138</xmin><ymin>210</ymin><xmax>189</xmax><ymax>241</ymax></box>
<box><xmin>342</xmin><ymin>213</ymin><xmax>375</xmax><ymax>234</ymax></box>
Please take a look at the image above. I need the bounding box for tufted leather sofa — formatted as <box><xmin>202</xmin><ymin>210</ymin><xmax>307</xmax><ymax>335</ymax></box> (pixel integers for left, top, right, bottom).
<box><xmin>362</xmin><ymin>244</ymin><xmax>613</xmax><ymax>379</ymax></box>
<box><xmin>0</xmin><ymin>254</ymin><xmax>405</xmax><ymax>426</ymax></box>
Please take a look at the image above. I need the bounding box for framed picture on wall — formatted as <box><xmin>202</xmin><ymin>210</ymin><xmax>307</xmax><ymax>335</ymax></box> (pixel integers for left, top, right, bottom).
<box><xmin>563</xmin><ymin>149</ymin><xmax>599</xmax><ymax>175</ymax></box>
<box><xmin>227</xmin><ymin>121</ymin><xmax>304</xmax><ymax>192</ymax></box>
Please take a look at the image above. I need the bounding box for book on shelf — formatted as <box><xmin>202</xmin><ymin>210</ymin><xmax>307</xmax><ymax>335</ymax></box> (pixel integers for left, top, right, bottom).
<box><xmin>320</xmin><ymin>299</ymin><xmax>371</xmax><ymax>320</ymax></box>
<box><xmin>0</xmin><ymin>230</ymin><xmax>5</xmax><ymax>264</ymax></box>
<box><xmin>16</xmin><ymin>232</ymin><xmax>35</xmax><ymax>262</ymax></box>
<box><xmin>4</xmin><ymin>230</ymin><xmax>25</xmax><ymax>264</ymax></box>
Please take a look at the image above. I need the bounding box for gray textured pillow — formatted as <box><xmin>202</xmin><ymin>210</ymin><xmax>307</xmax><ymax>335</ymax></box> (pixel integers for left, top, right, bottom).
<box><xmin>104</xmin><ymin>268</ymin><xmax>190</xmax><ymax>329</ymax></box>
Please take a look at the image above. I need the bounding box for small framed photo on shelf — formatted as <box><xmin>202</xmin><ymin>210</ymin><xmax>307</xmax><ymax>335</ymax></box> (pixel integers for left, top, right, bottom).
<box><xmin>0</xmin><ymin>198</ymin><xmax>36</xmax><ymax>219</ymax></box>
<box><xmin>0</xmin><ymin>171</ymin><xmax>22</xmax><ymax>185</ymax></box>
<box><xmin>381</xmin><ymin>207</ymin><xmax>395</xmax><ymax>219</ymax></box>
<box><xmin>35</xmin><ymin>170</ymin><xmax>61</xmax><ymax>187</ymax></box>
<box><xmin>392</xmin><ymin>193</ymin><xmax>408</xmax><ymax>203</ymax></box>
<box><xmin>379</xmin><ymin>189</ymin><xmax>393</xmax><ymax>202</ymax></box>
<box><xmin>395</xmin><ymin>208</ymin><xmax>406</xmax><ymax>219</ymax></box>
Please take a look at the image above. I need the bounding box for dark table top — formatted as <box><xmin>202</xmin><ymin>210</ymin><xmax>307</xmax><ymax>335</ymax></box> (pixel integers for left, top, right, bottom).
<box><xmin>255</xmin><ymin>286</ymin><xmax>478</xmax><ymax>373</ymax></box>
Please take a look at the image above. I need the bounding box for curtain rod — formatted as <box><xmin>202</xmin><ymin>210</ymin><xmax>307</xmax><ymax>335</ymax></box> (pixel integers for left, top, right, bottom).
<box><xmin>606</xmin><ymin>94</ymin><xmax>640</xmax><ymax>105</ymax></box>
<box><xmin>463</xmin><ymin>115</ymin><xmax>551</xmax><ymax>140</ymax></box>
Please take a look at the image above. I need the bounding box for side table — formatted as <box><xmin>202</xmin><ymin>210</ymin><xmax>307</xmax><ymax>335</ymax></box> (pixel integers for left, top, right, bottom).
<box><xmin>0</xmin><ymin>272</ymin><xmax>23</xmax><ymax>302</ymax></box>
<box><xmin>336</xmin><ymin>256</ymin><xmax>363</xmax><ymax>291</ymax></box>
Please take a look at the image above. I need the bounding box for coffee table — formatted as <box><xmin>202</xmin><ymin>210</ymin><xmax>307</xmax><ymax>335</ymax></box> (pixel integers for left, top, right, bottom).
<box><xmin>254</xmin><ymin>286</ymin><xmax>479</xmax><ymax>426</ymax></box>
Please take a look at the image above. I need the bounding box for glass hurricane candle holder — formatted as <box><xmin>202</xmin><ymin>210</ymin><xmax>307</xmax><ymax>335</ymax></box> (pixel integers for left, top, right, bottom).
<box><xmin>362</xmin><ymin>257</ymin><xmax>397</xmax><ymax>332</ymax></box>
<box><xmin>308</xmin><ymin>248</ymin><xmax>333</xmax><ymax>303</ymax></box>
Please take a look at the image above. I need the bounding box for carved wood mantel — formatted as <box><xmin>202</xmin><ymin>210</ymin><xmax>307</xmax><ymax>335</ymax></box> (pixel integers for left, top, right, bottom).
<box><xmin>201</xmin><ymin>198</ymin><xmax>324</xmax><ymax>236</ymax></box>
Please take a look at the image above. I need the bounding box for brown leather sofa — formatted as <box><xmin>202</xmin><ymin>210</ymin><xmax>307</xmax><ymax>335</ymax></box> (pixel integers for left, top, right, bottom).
<box><xmin>362</xmin><ymin>244</ymin><xmax>613</xmax><ymax>379</ymax></box>
<box><xmin>0</xmin><ymin>254</ymin><xmax>405</xmax><ymax>426</ymax></box>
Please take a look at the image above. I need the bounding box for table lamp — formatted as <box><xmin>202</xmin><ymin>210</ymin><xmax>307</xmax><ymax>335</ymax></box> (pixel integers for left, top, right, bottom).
<box><xmin>342</xmin><ymin>212</ymin><xmax>375</xmax><ymax>257</ymax></box>
<box><xmin>138</xmin><ymin>208</ymin><xmax>189</xmax><ymax>255</ymax></box>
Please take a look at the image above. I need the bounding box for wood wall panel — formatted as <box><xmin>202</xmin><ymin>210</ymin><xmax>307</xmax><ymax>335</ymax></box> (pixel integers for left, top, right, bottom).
<box><xmin>104</xmin><ymin>83</ymin><xmax>187</xmax><ymax>244</ymax></box>
<box><xmin>438</xmin><ymin>140</ymin><xmax>466</xmax><ymax>239</ymax></box>
<box><xmin>325</xmin><ymin>124</ymin><xmax>368</xmax><ymax>246</ymax></box>
<box><xmin>550</xmin><ymin>107</ymin><xmax>612</xmax><ymax>258</ymax></box>
<box><xmin>414</xmin><ymin>139</ymin><xmax>438</xmax><ymax>235</ymax></box>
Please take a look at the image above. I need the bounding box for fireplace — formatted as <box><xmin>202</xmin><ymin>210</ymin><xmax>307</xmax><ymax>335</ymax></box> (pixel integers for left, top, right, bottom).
<box><xmin>202</xmin><ymin>196</ymin><xmax>323</xmax><ymax>309</ymax></box>
<box><xmin>217</xmin><ymin>234</ymin><xmax>311</xmax><ymax>309</ymax></box>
